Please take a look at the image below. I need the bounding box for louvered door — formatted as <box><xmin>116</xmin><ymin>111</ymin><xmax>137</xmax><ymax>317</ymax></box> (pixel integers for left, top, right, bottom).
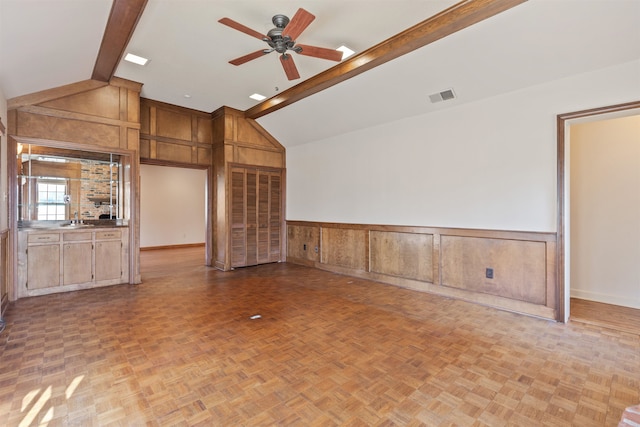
<box><xmin>230</xmin><ymin>166</ymin><xmax>283</xmax><ymax>268</ymax></box>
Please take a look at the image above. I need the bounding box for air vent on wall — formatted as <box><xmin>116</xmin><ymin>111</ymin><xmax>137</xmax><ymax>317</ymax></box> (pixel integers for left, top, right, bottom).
<box><xmin>429</xmin><ymin>88</ymin><xmax>456</xmax><ymax>103</ymax></box>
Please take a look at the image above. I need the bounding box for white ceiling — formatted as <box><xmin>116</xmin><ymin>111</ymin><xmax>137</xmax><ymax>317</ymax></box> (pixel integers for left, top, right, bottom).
<box><xmin>1</xmin><ymin>0</ymin><xmax>639</xmax><ymax>148</ymax></box>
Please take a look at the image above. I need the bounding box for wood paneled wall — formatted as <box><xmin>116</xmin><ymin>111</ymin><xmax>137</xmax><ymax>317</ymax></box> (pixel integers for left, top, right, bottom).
<box><xmin>287</xmin><ymin>221</ymin><xmax>558</xmax><ymax>320</ymax></box>
<box><xmin>139</xmin><ymin>98</ymin><xmax>213</xmax><ymax>166</ymax></box>
<box><xmin>212</xmin><ymin>107</ymin><xmax>286</xmax><ymax>271</ymax></box>
<box><xmin>137</xmin><ymin>103</ymin><xmax>286</xmax><ymax>272</ymax></box>
<box><xmin>7</xmin><ymin>78</ymin><xmax>143</xmax><ymax>298</ymax></box>
<box><xmin>8</xmin><ymin>78</ymin><xmax>141</xmax><ymax>151</ymax></box>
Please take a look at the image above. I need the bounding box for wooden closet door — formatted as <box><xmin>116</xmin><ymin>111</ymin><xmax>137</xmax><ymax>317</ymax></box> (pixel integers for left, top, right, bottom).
<box><xmin>257</xmin><ymin>172</ymin><xmax>270</xmax><ymax>264</ymax></box>
<box><xmin>230</xmin><ymin>166</ymin><xmax>283</xmax><ymax>268</ymax></box>
<box><xmin>230</xmin><ymin>169</ymin><xmax>246</xmax><ymax>267</ymax></box>
<box><xmin>269</xmin><ymin>173</ymin><xmax>282</xmax><ymax>262</ymax></box>
<box><xmin>245</xmin><ymin>170</ymin><xmax>258</xmax><ymax>266</ymax></box>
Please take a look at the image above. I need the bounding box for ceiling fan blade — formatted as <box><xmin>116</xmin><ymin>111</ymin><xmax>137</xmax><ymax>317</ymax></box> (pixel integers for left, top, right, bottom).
<box><xmin>295</xmin><ymin>44</ymin><xmax>343</xmax><ymax>62</ymax></box>
<box><xmin>229</xmin><ymin>50</ymin><xmax>268</xmax><ymax>66</ymax></box>
<box><xmin>218</xmin><ymin>17</ymin><xmax>265</xmax><ymax>40</ymax></box>
<box><xmin>280</xmin><ymin>54</ymin><xmax>300</xmax><ymax>80</ymax></box>
<box><xmin>282</xmin><ymin>8</ymin><xmax>315</xmax><ymax>41</ymax></box>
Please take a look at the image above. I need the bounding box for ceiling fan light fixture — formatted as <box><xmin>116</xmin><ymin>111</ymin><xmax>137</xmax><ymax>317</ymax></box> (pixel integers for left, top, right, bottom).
<box><xmin>124</xmin><ymin>53</ymin><xmax>149</xmax><ymax>66</ymax></box>
<box><xmin>249</xmin><ymin>93</ymin><xmax>266</xmax><ymax>101</ymax></box>
<box><xmin>336</xmin><ymin>45</ymin><xmax>355</xmax><ymax>60</ymax></box>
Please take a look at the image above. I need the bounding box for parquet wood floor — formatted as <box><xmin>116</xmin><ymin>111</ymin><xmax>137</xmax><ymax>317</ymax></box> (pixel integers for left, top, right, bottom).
<box><xmin>570</xmin><ymin>298</ymin><xmax>640</xmax><ymax>336</ymax></box>
<box><xmin>1</xmin><ymin>247</ymin><xmax>638</xmax><ymax>426</ymax></box>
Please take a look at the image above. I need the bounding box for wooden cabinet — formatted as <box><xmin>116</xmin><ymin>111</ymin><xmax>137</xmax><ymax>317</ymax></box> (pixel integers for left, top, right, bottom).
<box><xmin>27</xmin><ymin>243</ymin><xmax>60</xmax><ymax>289</ymax></box>
<box><xmin>230</xmin><ymin>166</ymin><xmax>283</xmax><ymax>268</ymax></box>
<box><xmin>18</xmin><ymin>227</ymin><xmax>129</xmax><ymax>297</ymax></box>
<box><xmin>95</xmin><ymin>230</ymin><xmax>124</xmax><ymax>282</ymax></box>
<box><xmin>63</xmin><ymin>232</ymin><xmax>93</xmax><ymax>285</ymax></box>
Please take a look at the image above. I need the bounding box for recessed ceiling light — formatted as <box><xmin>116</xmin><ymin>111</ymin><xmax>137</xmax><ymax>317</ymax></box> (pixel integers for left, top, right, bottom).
<box><xmin>124</xmin><ymin>53</ymin><xmax>149</xmax><ymax>66</ymax></box>
<box><xmin>249</xmin><ymin>93</ymin><xmax>266</xmax><ymax>101</ymax></box>
<box><xmin>337</xmin><ymin>45</ymin><xmax>355</xmax><ymax>60</ymax></box>
<box><xmin>184</xmin><ymin>94</ymin><xmax>191</xmax><ymax>98</ymax></box>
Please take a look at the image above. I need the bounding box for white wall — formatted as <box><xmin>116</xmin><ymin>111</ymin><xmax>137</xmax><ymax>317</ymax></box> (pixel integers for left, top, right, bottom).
<box><xmin>140</xmin><ymin>164</ymin><xmax>206</xmax><ymax>248</ymax></box>
<box><xmin>569</xmin><ymin>115</ymin><xmax>640</xmax><ymax>309</ymax></box>
<box><xmin>286</xmin><ymin>60</ymin><xmax>640</xmax><ymax>232</ymax></box>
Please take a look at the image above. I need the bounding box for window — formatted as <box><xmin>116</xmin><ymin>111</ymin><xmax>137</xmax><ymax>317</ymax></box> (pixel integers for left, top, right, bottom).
<box><xmin>36</xmin><ymin>179</ymin><xmax>67</xmax><ymax>220</ymax></box>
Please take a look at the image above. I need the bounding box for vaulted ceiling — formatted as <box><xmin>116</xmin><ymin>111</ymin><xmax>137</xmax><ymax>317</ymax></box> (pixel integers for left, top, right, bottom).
<box><xmin>1</xmin><ymin>0</ymin><xmax>638</xmax><ymax>147</ymax></box>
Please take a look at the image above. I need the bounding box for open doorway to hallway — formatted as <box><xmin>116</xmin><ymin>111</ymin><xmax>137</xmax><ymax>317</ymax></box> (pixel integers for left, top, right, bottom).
<box><xmin>139</xmin><ymin>164</ymin><xmax>208</xmax><ymax>266</ymax></box>
<box><xmin>561</xmin><ymin>103</ymin><xmax>640</xmax><ymax>330</ymax></box>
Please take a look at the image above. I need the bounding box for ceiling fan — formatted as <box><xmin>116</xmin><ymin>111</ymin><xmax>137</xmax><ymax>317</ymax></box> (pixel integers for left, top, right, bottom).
<box><xmin>218</xmin><ymin>8</ymin><xmax>344</xmax><ymax>80</ymax></box>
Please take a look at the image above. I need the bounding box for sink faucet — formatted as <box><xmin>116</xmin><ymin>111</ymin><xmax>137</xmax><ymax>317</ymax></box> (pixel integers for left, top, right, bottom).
<box><xmin>73</xmin><ymin>211</ymin><xmax>78</xmax><ymax>224</ymax></box>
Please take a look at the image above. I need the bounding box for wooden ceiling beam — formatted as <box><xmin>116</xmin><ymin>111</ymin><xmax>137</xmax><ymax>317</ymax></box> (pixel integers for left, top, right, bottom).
<box><xmin>92</xmin><ymin>0</ymin><xmax>148</xmax><ymax>82</ymax></box>
<box><xmin>244</xmin><ymin>0</ymin><xmax>527</xmax><ymax>120</ymax></box>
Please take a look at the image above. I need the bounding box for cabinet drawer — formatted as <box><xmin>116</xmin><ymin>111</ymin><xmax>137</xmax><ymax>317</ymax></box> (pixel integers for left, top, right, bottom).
<box><xmin>96</xmin><ymin>230</ymin><xmax>121</xmax><ymax>240</ymax></box>
<box><xmin>27</xmin><ymin>233</ymin><xmax>60</xmax><ymax>244</ymax></box>
<box><xmin>64</xmin><ymin>232</ymin><xmax>93</xmax><ymax>241</ymax></box>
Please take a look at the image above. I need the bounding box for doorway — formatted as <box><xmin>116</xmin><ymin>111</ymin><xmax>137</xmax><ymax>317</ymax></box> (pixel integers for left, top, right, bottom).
<box><xmin>558</xmin><ymin>101</ymin><xmax>640</xmax><ymax>324</ymax></box>
<box><xmin>139</xmin><ymin>164</ymin><xmax>209</xmax><ymax>265</ymax></box>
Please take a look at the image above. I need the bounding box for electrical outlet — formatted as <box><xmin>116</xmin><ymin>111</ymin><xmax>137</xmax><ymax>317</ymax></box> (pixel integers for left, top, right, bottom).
<box><xmin>303</xmin><ymin>244</ymin><xmax>307</xmax><ymax>251</ymax></box>
<box><xmin>486</xmin><ymin>268</ymin><xmax>494</xmax><ymax>279</ymax></box>
<box><xmin>314</xmin><ymin>246</ymin><xmax>318</xmax><ymax>253</ymax></box>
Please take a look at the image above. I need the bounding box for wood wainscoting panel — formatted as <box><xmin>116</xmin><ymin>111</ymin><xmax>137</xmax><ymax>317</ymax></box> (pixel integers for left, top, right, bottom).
<box><xmin>321</xmin><ymin>227</ymin><xmax>367</xmax><ymax>271</ymax></box>
<box><xmin>287</xmin><ymin>220</ymin><xmax>557</xmax><ymax>320</ymax></box>
<box><xmin>440</xmin><ymin>235</ymin><xmax>547</xmax><ymax>305</ymax></box>
<box><xmin>370</xmin><ymin>230</ymin><xmax>433</xmax><ymax>283</ymax></box>
<box><xmin>287</xmin><ymin>223</ymin><xmax>320</xmax><ymax>264</ymax></box>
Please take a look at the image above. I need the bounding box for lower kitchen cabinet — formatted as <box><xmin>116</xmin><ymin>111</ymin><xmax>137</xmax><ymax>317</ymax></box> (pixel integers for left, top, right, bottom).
<box><xmin>27</xmin><ymin>243</ymin><xmax>60</xmax><ymax>290</ymax></box>
<box><xmin>17</xmin><ymin>227</ymin><xmax>129</xmax><ymax>297</ymax></box>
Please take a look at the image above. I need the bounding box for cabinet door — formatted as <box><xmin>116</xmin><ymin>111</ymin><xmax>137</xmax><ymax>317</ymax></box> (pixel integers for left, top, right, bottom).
<box><xmin>63</xmin><ymin>242</ymin><xmax>93</xmax><ymax>285</ymax></box>
<box><xmin>27</xmin><ymin>244</ymin><xmax>60</xmax><ymax>289</ymax></box>
<box><xmin>95</xmin><ymin>240</ymin><xmax>122</xmax><ymax>282</ymax></box>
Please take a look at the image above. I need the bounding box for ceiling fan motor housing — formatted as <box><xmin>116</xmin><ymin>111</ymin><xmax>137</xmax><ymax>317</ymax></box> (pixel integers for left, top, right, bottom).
<box><xmin>265</xmin><ymin>14</ymin><xmax>297</xmax><ymax>54</ymax></box>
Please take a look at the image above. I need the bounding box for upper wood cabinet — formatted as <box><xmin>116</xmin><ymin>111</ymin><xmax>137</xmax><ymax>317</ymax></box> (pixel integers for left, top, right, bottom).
<box><xmin>230</xmin><ymin>166</ymin><xmax>283</xmax><ymax>268</ymax></box>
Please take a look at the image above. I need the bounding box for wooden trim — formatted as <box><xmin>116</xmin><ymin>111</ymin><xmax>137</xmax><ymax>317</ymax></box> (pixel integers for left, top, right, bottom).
<box><xmin>556</xmin><ymin>100</ymin><xmax>640</xmax><ymax>322</ymax></box>
<box><xmin>92</xmin><ymin>0</ymin><xmax>148</xmax><ymax>82</ymax></box>
<box><xmin>17</xmin><ymin>105</ymin><xmax>141</xmax><ymax>130</ymax></box>
<box><xmin>7</xmin><ymin>80</ymin><xmax>108</xmax><ymax>110</ymax></box>
<box><xmin>244</xmin><ymin>0</ymin><xmax>527</xmax><ymax>119</ymax></box>
<box><xmin>109</xmin><ymin>76</ymin><xmax>143</xmax><ymax>92</ymax></box>
<box><xmin>0</xmin><ymin>229</ymin><xmax>8</xmax><ymax>316</ymax></box>
<box><xmin>139</xmin><ymin>134</ymin><xmax>208</xmax><ymax>149</ymax></box>
<box><xmin>141</xmin><ymin>97</ymin><xmax>212</xmax><ymax>118</ymax></box>
<box><xmin>285</xmin><ymin>220</ymin><xmax>556</xmax><ymax>242</ymax></box>
<box><xmin>140</xmin><ymin>158</ymin><xmax>210</xmax><ymax>170</ymax></box>
<box><xmin>141</xmin><ymin>243</ymin><xmax>205</xmax><ymax>251</ymax></box>
<box><xmin>10</xmin><ymin>135</ymin><xmax>135</xmax><ymax>156</ymax></box>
